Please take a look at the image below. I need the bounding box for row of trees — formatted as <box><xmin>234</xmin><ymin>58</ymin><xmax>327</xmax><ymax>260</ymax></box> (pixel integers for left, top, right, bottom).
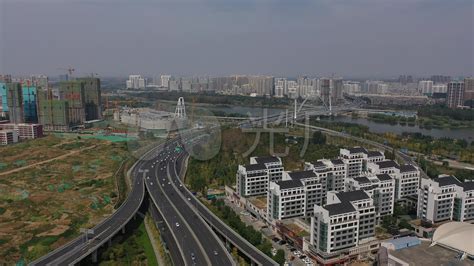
<box><xmin>418</xmin><ymin>105</ymin><xmax>474</xmax><ymax>121</ymax></box>
<box><xmin>210</xmin><ymin>199</ymin><xmax>286</xmax><ymax>265</ymax></box>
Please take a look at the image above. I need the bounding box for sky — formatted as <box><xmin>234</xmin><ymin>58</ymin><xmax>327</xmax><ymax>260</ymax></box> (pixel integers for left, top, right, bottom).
<box><xmin>0</xmin><ymin>0</ymin><xmax>473</xmax><ymax>78</ymax></box>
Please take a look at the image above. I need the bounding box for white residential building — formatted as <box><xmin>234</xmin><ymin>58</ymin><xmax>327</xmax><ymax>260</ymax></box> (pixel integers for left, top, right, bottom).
<box><xmin>417</xmin><ymin>175</ymin><xmax>474</xmax><ymax>224</ymax></box>
<box><xmin>327</xmin><ymin>191</ymin><xmax>376</xmax><ymax>240</ymax></box>
<box><xmin>274</xmin><ymin>78</ymin><xmax>287</xmax><ymax>98</ymax></box>
<box><xmin>367</xmin><ymin>160</ymin><xmax>420</xmax><ymax>200</ymax></box>
<box><xmin>250</xmin><ymin>156</ymin><xmax>284</xmax><ymax>183</ymax></box>
<box><xmin>310</xmin><ymin>190</ymin><xmax>375</xmax><ymax>256</ymax></box>
<box><xmin>236</xmin><ymin>164</ymin><xmax>268</xmax><ymax>197</ymax></box>
<box><xmin>305</xmin><ymin>159</ymin><xmax>346</xmax><ymax>193</ymax></box>
<box><xmin>161</xmin><ymin>75</ymin><xmax>171</xmax><ymax>88</ymax></box>
<box><xmin>345</xmin><ymin>174</ymin><xmax>395</xmax><ymax>223</ymax></box>
<box><xmin>339</xmin><ymin>147</ymin><xmax>367</xmax><ymax>178</ymax></box>
<box><xmin>126</xmin><ymin>75</ymin><xmax>147</xmax><ymax>89</ymax></box>
<box><xmin>267</xmin><ymin>180</ymin><xmax>306</xmax><ymax>221</ymax></box>
<box><xmin>284</xmin><ymin>170</ymin><xmax>326</xmax><ymax>217</ymax></box>
<box><xmin>236</xmin><ymin>156</ymin><xmax>283</xmax><ymax>197</ymax></box>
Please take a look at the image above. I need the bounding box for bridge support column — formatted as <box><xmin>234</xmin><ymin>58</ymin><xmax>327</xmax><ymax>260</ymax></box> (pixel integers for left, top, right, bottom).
<box><xmin>108</xmin><ymin>238</ymin><xmax>112</xmax><ymax>248</ymax></box>
<box><xmin>225</xmin><ymin>239</ymin><xmax>231</xmax><ymax>251</ymax></box>
<box><xmin>121</xmin><ymin>226</ymin><xmax>126</xmax><ymax>234</ymax></box>
<box><xmin>92</xmin><ymin>250</ymin><xmax>98</xmax><ymax>263</ymax></box>
<box><xmin>250</xmin><ymin>260</ymin><xmax>257</xmax><ymax>266</ymax></box>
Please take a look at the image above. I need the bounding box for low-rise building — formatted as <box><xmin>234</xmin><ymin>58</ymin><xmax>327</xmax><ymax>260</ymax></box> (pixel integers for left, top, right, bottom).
<box><xmin>310</xmin><ymin>190</ymin><xmax>376</xmax><ymax>260</ymax></box>
<box><xmin>345</xmin><ymin>173</ymin><xmax>395</xmax><ymax>223</ymax></box>
<box><xmin>368</xmin><ymin>160</ymin><xmax>420</xmax><ymax>201</ymax></box>
<box><xmin>236</xmin><ymin>156</ymin><xmax>284</xmax><ymax>197</ymax></box>
<box><xmin>267</xmin><ymin>179</ymin><xmax>305</xmax><ymax>221</ymax></box>
<box><xmin>236</xmin><ymin>164</ymin><xmax>268</xmax><ymax>197</ymax></box>
<box><xmin>417</xmin><ymin>175</ymin><xmax>474</xmax><ymax>224</ymax></box>
<box><xmin>0</xmin><ymin>129</ymin><xmax>18</xmax><ymax>145</ymax></box>
<box><xmin>0</xmin><ymin>123</ymin><xmax>43</xmax><ymax>140</ymax></box>
<box><xmin>305</xmin><ymin>159</ymin><xmax>346</xmax><ymax>192</ymax></box>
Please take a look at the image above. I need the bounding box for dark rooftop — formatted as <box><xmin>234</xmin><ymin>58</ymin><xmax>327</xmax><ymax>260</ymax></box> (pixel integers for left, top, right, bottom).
<box><xmin>331</xmin><ymin>159</ymin><xmax>345</xmax><ymax>165</ymax></box>
<box><xmin>462</xmin><ymin>182</ymin><xmax>474</xmax><ymax>191</ymax></box>
<box><xmin>399</xmin><ymin>164</ymin><xmax>417</xmax><ymax>173</ymax></box>
<box><xmin>288</xmin><ymin>170</ymin><xmax>317</xmax><ymax>180</ymax></box>
<box><xmin>434</xmin><ymin>175</ymin><xmax>462</xmax><ymax>187</ymax></box>
<box><xmin>336</xmin><ymin>190</ymin><xmax>370</xmax><ymax>202</ymax></box>
<box><xmin>367</xmin><ymin>151</ymin><xmax>384</xmax><ymax>157</ymax></box>
<box><xmin>347</xmin><ymin>147</ymin><xmax>367</xmax><ymax>154</ymax></box>
<box><xmin>376</xmin><ymin>173</ymin><xmax>393</xmax><ymax>181</ymax></box>
<box><xmin>254</xmin><ymin>156</ymin><xmax>281</xmax><ymax>164</ymax></box>
<box><xmin>354</xmin><ymin>176</ymin><xmax>371</xmax><ymax>184</ymax></box>
<box><xmin>245</xmin><ymin>163</ymin><xmax>267</xmax><ymax>172</ymax></box>
<box><xmin>276</xmin><ymin>179</ymin><xmax>303</xmax><ymax>190</ymax></box>
<box><xmin>324</xmin><ymin>201</ymin><xmax>357</xmax><ymax>216</ymax></box>
<box><xmin>376</xmin><ymin>160</ymin><xmax>399</xmax><ymax>169</ymax></box>
<box><xmin>311</xmin><ymin>161</ymin><xmax>326</xmax><ymax>168</ymax></box>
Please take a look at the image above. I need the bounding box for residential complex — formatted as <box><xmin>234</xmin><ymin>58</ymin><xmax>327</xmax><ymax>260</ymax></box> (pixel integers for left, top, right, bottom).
<box><xmin>234</xmin><ymin>146</ymin><xmax>426</xmax><ymax>264</ymax></box>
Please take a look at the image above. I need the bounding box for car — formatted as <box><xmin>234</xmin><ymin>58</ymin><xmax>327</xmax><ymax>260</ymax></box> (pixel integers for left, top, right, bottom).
<box><xmin>150</xmin><ymin>182</ymin><xmax>153</xmax><ymax>186</ymax></box>
<box><xmin>168</xmin><ymin>182</ymin><xmax>171</xmax><ymax>185</ymax></box>
<box><xmin>191</xmin><ymin>252</ymin><xmax>195</xmax><ymax>260</ymax></box>
<box><xmin>289</xmin><ymin>248</ymin><xmax>296</xmax><ymax>252</ymax></box>
<box><xmin>213</xmin><ymin>250</ymin><xmax>218</xmax><ymax>256</ymax></box>
<box><xmin>187</xmin><ymin>197</ymin><xmax>191</xmax><ymax>201</ymax></box>
<box><xmin>299</xmin><ymin>255</ymin><xmax>306</xmax><ymax>259</ymax></box>
<box><xmin>272</xmin><ymin>237</ymin><xmax>280</xmax><ymax>242</ymax></box>
<box><xmin>278</xmin><ymin>240</ymin><xmax>287</xmax><ymax>245</ymax></box>
<box><xmin>175</xmin><ymin>222</ymin><xmax>180</xmax><ymax>227</ymax></box>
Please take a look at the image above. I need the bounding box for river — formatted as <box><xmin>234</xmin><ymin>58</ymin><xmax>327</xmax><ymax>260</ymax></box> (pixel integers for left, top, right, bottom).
<box><xmin>323</xmin><ymin>116</ymin><xmax>473</xmax><ymax>142</ymax></box>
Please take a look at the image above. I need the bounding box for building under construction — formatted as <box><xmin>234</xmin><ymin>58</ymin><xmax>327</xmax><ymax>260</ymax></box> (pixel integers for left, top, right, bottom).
<box><xmin>38</xmin><ymin>77</ymin><xmax>102</xmax><ymax>131</ymax></box>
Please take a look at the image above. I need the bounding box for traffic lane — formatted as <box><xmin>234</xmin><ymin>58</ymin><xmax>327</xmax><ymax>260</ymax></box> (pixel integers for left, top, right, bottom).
<box><xmin>149</xmin><ymin>203</ymin><xmax>185</xmax><ymax>266</ymax></box>
<box><xmin>148</xmin><ymin>167</ymin><xmax>207</xmax><ymax>266</ymax></box>
<box><xmin>57</xmin><ymin>178</ymin><xmax>146</xmax><ymax>264</ymax></box>
<box><xmin>174</xmin><ymin>156</ymin><xmax>275</xmax><ymax>266</ymax></box>
<box><xmin>165</xmin><ymin>157</ymin><xmax>232</xmax><ymax>266</ymax></box>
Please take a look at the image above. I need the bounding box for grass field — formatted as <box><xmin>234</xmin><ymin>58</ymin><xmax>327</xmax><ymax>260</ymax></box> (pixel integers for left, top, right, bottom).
<box><xmin>0</xmin><ymin>135</ymin><xmax>130</xmax><ymax>264</ymax></box>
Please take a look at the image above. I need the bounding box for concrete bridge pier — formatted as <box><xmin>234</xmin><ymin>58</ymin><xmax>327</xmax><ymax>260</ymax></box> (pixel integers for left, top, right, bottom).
<box><xmin>121</xmin><ymin>226</ymin><xmax>126</xmax><ymax>234</ymax></box>
<box><xmin>91</xmin><ymin>250</ymin><xmax>98</xmax><ymax>263</ymax></box>
<box><xmin>108</xmin><ymin>239</ymin><xmax>112</xmax><ymax>248</ymax></box>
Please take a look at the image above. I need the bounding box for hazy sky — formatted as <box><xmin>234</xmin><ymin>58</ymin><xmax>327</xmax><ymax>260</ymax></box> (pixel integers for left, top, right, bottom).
<box><xmin>1</xmin><ymin>0</ymin><xmax>473</xmax><ymax>78</ymax></box>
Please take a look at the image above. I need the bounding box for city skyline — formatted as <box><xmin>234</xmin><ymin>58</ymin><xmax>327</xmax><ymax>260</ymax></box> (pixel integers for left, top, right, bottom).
<box><xmin>1</xmin><ymin>0</ymin><xmax>473</xmax><ymax>77</ymax></box>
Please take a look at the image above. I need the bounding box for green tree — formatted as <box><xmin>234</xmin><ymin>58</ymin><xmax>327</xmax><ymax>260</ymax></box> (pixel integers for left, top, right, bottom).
<box><xmin>273</xmin><ymin>249</ymin><xmax>286</xmax><ymax>265</ymax></box>
<box><xmin>311</xmin><ymin>131</ymin><xmax>326</xmax><ymax>145</ymax></box>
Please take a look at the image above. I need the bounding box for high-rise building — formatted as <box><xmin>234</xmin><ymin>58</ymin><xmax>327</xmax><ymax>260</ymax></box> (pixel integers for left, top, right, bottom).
<box><xmin>274</xmin><ymin>78</ymin><xmax>287</xmax><ymax>98</ymax></box>
<box><xmin>248</xmin><ymin>76</ymin><xmax>274</xmax><ymax>96</ymax></box>
<box><xmin>126</xmin><ymin>75</ymin><xmax>147</xmax><ymax>89</ymax></box>
<box><xmin>431</xmin><ymin>75</ymin><xmax>451</xmax><ymax>84</ymax></box>
<box><xmin>332</xmin><ymin>79</ymin><xmax>344</xmax><ymax>102</ymax></box>
<box><xmin>0</xmin><ymin>82</ymin><xmax>8</xmax><ymax>113</ymax></box>
<box><xmin>77</xmin><ymin>77</ymin><xmax>102</xmax><ymax>121</ymax></box>
<box><xmin>22</xmin><ymin>85</ymin><xmax>38</xmax><ymax>123</ymax></box>
<box><xmin>418</xmin><ymin>80</ymin><xmax>434</xmax><ymax>95</ymax></box>
<box><xmin>343</xmin><ymin>81</ymin><xmax>361</xmax><ymax>94</ymax></box>
<box><xmin>160</xmin><ymin>75</ymin><xmax>171</xmax><ymax>88</ymax></box>
<box><xmin>287</xmin><ymin>80</ymin><xmax>299</xmax><ymax>99</ymax></box>
<box><xmin>463</xmin><ymin>77</ymin><xmax>474</xmax><ymax>106</ymax></box>
<box><xmin>38</xmin><ymin>89</ymin><xmax>70</xmax><ymax>131</ymax></box>
<box><xmin>6</xmin><ymin>83</ymin><xmax>24</xmax><ymax>124</ymax></box>
<box><xmin>446</xmin><ymin>81</ymin><xmax>464</xmax><ymax>108</ymax></box>
<box><xmin>319</xmin><ymin>78</ymin><xmax>331</xmax><ymax>104</ymax></box>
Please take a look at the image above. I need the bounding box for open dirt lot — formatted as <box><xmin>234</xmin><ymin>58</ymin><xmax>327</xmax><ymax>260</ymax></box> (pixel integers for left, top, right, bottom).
<box><xmin>0</xmin><ymin>135</ymin><xmax>130</xmax><ymax>264</ymax></box>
